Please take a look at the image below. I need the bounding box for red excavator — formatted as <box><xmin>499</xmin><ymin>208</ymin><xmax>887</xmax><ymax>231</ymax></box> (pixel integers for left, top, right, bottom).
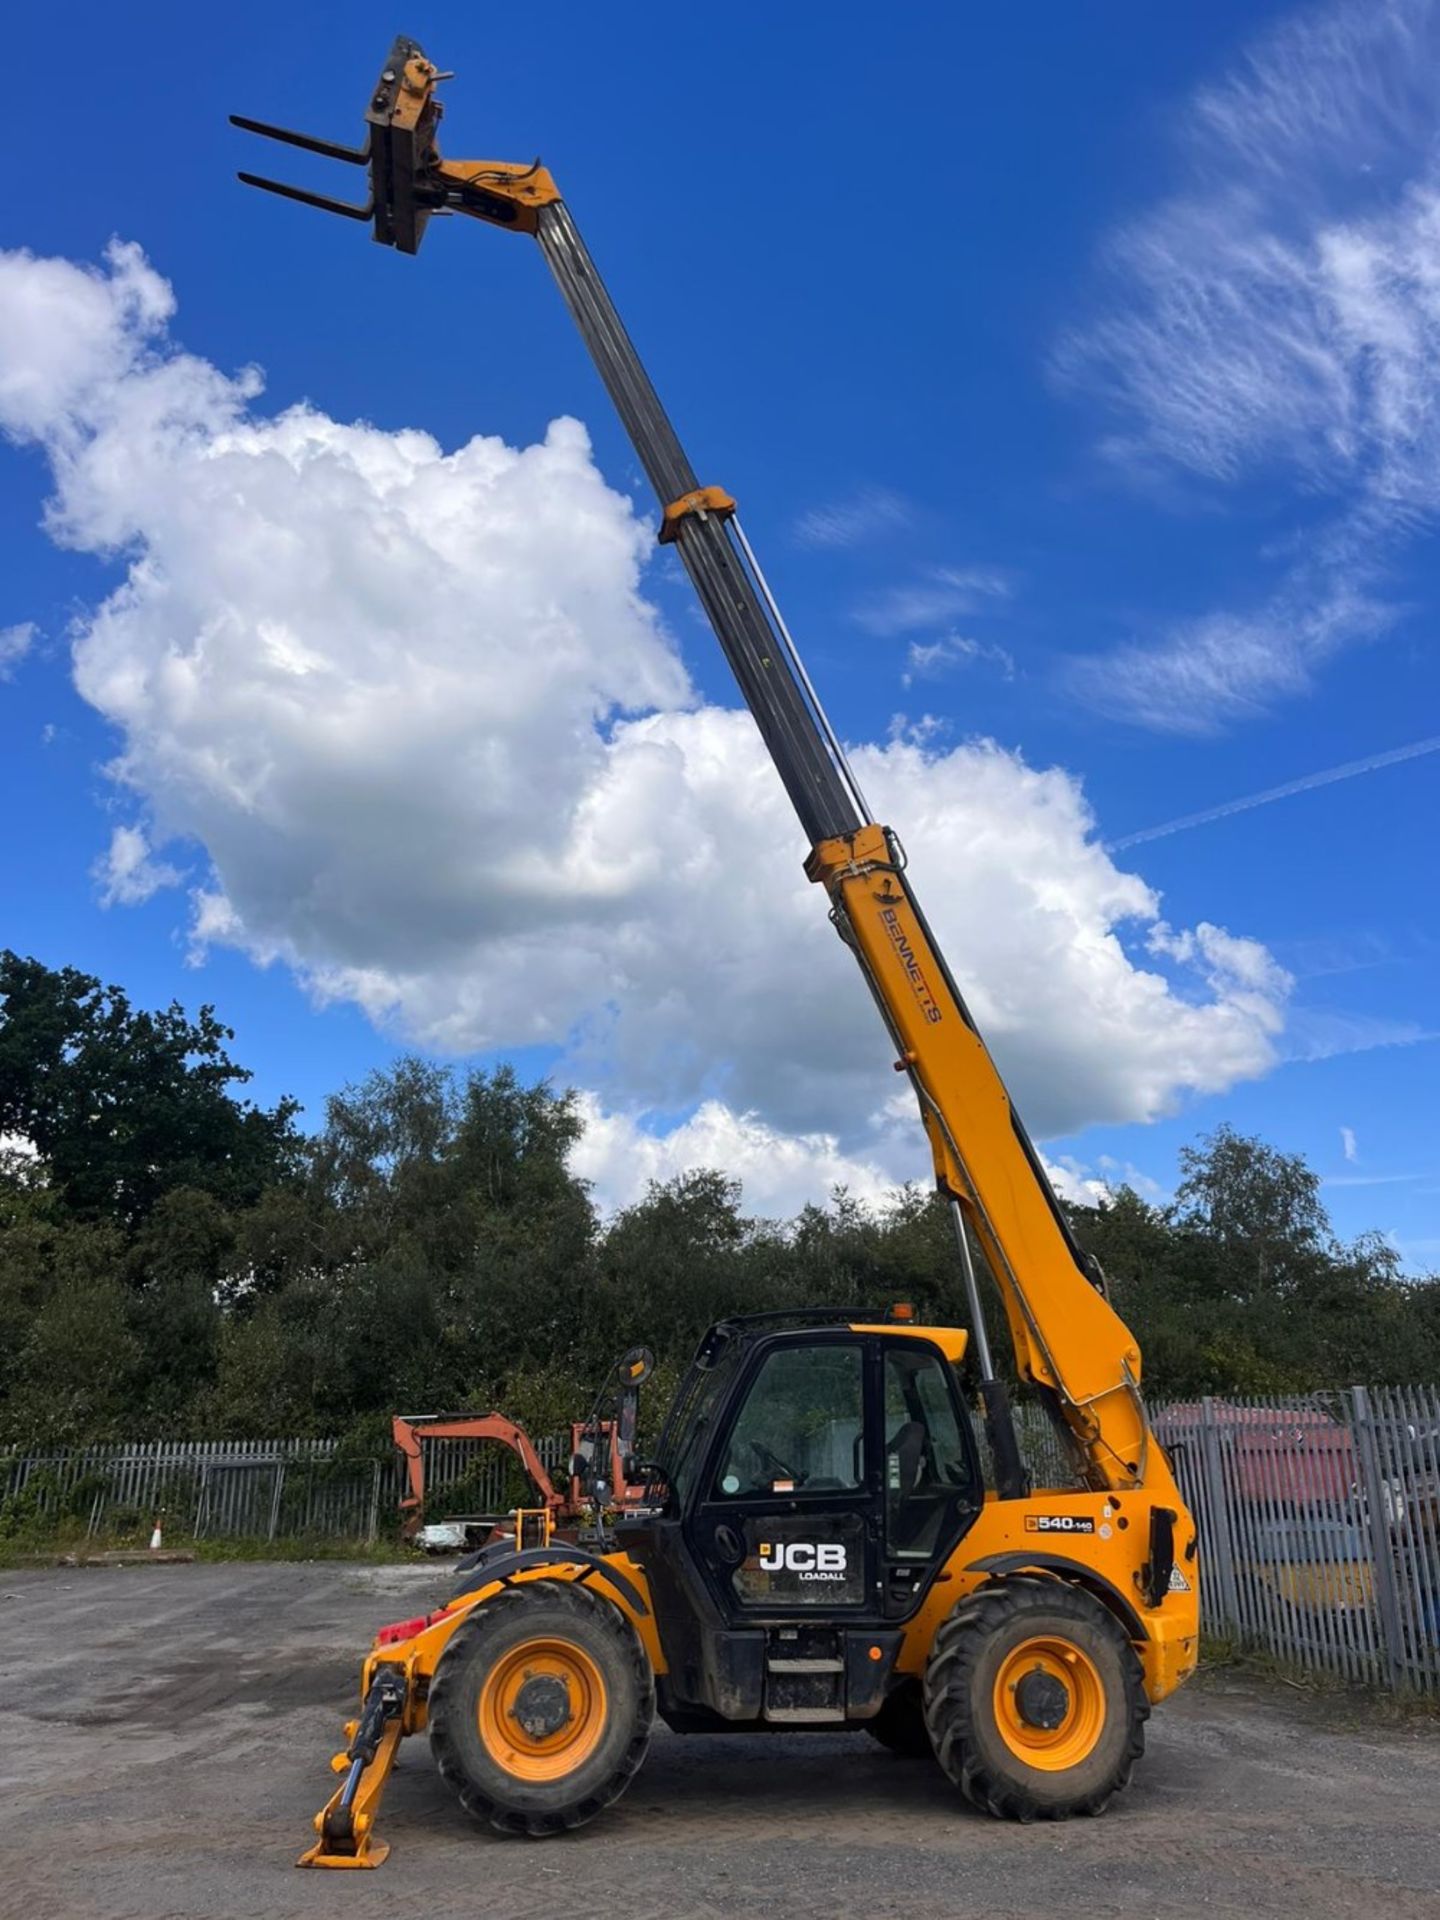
<box><xmin>395</xmin><ymin>1350</ymin><xmax>654</xmax><ymax>1549</ymax></box>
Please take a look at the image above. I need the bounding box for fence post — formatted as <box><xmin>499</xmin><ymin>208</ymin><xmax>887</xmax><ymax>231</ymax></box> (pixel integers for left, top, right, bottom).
<box><xmin>1198</xmin><ymin>1398</ymin><xmax>1242</xmax><ymax>1632</ymax></box>
<box><xmin>366</xmin><ymin>1460</ymin><xmax>382</xmax><ymax>1547</ymax></box>
<box><xmin>267</xmin><ymin>1460</ymin><xmax>285</xmax><ymax>1542</ymax></box>
<box><xmin>1350</xmin><ymin>1385</ymin><xmax>1407</xmax><ymax>1691</ymax></box>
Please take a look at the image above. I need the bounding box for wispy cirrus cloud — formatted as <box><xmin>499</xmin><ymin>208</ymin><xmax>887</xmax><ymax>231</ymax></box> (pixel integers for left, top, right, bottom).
<box><xmin>1058</xmin><ymin>0</ymin><xmax>1440</xmax><ymax>730</ymax></box>
<box><xmin>1325</xmin><ymin>1169</ymin><xmax>1425</xmax><ymax>1187</ymax></box>
<box><xmin>1065</xmin><ymin>592</ymin><xmax>1384</xmax><ymax>736</ymax></box>
<box><xmin>1282</xmin><ymin>1005</ymin><xmax>1435</xmax><ymax>1063</ymax></box>
<box><xmin>792</xmin><ymin>486</ymin><xmax>911</xmax><ymax>550</ymax></box>
<box><xmin>0</xmin><ymin>622</ymin><xmax>35</xmax><ymax>680</ymax></box>
<box><xmin>854</xmin><ymin>565</ymin><xmax>1010</xmax><ymax>637</ymax></box>
<box><xmin>902</xmin><ymin>632</ymin><xmax>1015</xmax><ymax>689</ymax></box>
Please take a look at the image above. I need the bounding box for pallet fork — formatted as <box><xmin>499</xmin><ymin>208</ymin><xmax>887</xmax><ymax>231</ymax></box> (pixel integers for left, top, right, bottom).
<box><xmin>231</xmin><ymin>34</ymin><xmax>560</xmax><ymax>255</ymax></box>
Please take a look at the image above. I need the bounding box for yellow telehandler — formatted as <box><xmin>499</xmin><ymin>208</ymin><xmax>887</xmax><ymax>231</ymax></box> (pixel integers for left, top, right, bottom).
<box><xmin>232</xmin><ymin>39</ymin><xmax>1199</xmax><ymax>1865</ymax></box>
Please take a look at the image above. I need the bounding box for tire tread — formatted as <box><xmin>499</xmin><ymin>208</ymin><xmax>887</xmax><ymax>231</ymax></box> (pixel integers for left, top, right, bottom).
<box><xmin>428</xmin><ymin>1580</ymin><xmax>653</xmax><ymax>1838</ymax></box>
<box><xmin>921</xmin><ymin>1577</ymin><xmax>1148</xmax><ymax>1822</ymax></box>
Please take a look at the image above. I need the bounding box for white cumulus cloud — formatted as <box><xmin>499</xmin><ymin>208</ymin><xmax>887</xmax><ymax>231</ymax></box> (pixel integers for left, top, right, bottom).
<box><xmin>572</xmin><ymin>1097</ymin><xmax>1152</xmax><ymax>1220</ymax></box>
<box><xmin>0</xmin><ymin>241</ymin><xmax>1293</xmax><ymax>1206</ymax></box>
<box><xmin>93</xmin><ymin>823</ymin><xmax>182</xmax><ymax>907</ymax></box>
<box><xmin>570</xmin><ymin>1094</ymin><xmax>899</xmax><ymax>1218</ymax></box>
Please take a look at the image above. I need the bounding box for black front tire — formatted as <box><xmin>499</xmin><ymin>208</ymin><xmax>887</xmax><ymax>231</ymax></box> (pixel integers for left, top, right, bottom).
<box><xmin>922</xmin><ymin>1578</ymin><xmax>1147</xmax><ymax>1821</ymax></box>
<box><xmin>428</xmin><ymin>1580</ymin><xmax>654</xmax><ymax>1837</ymax></box>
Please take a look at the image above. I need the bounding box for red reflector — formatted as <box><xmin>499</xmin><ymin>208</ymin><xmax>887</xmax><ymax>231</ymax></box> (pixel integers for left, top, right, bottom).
<box><xmin>375</xmin><ymin>1613</ymin><xmax>429</xmax><ymax>1647</ymax></box>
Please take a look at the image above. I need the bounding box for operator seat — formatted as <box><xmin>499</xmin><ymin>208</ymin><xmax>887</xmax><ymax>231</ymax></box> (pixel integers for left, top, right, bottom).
<box><xmin>887</xmin><ymin>1420</ymin><xmax>926</xmax><ymax>1497</ymax></box>
<box><xmin>886</xmin><ymin>1419</ymin><xmax>938</xmax><ymax>1555</ymax></box>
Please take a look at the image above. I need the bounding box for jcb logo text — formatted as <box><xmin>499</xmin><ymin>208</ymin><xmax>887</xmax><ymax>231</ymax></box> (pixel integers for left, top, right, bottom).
<box><xmin>758</xmin><ymin>1541</ymin><xmax>848</xmax><ymax>1579</ymax></box>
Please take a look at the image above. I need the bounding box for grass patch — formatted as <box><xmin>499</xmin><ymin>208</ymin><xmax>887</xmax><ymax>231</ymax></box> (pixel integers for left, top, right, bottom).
<box><xmin>1196</xmin><ymin>1631</ymin><xmax>1440</xmax><ymax>1725</ymax></box>
<box><xmin>189</xmin><ymin>1535</ymin><xmax>411</xmax><ymax>1564</ymax></box>
<box><xmin>0</xmin><ymin>1525</ymin><xmax>414</xmax><ymax>1568</ymax></box>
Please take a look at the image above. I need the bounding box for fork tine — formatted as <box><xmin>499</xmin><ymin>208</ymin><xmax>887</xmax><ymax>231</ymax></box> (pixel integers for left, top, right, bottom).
<box><xmin>229</xmin><ymin>115</ymin><xmax>369</xmax><ymax>166</ymax></box>
<box><xmin>235</xmin><ymin>173</ymin><xmax>375</xmax><ymax>221</ymax></box>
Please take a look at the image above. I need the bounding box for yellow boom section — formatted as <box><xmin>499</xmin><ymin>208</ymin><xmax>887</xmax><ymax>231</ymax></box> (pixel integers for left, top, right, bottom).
<box><xmin>812</xmin><ymin>825</ymin><xmax>1158</xmax><ymax>1493</ymax></box>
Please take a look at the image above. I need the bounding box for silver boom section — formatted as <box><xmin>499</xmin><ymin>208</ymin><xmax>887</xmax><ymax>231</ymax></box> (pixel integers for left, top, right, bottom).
<box><xmin>536</xmin><ymin>201</ymin><xmax>866</xmax><ymax>849</ymax></box>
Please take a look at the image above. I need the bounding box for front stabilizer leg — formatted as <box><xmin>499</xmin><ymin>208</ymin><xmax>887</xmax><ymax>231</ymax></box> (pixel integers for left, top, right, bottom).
<box><xmin>297</xmin><ymin>1668</ymin><xmax>408</xmax><ymax>1869</ymax></box>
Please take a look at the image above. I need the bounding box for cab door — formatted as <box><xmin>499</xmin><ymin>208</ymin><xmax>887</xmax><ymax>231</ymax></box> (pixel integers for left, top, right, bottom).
<box><xmin>687</xmin><ymin>1334</ymin><xmax>880</xmax><ymax>1618</ymax></box>
<box><xmin>879</xmin><ymin>1337</ymin><xmax>983</xmax><ymax>1616</ymax></box>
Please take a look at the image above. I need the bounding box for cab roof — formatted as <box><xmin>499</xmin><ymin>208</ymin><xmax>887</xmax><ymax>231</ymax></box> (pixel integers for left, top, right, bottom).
<box><xmin>699</xmin><ymin>1308</ymin><xmax>968</xmax><ymax>1368</ymax></box>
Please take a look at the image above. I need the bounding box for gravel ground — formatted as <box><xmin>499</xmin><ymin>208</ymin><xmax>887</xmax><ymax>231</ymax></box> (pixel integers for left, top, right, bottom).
<box><xmin>1</xmin><ymin>1560</ymin><xmax>1435</xmax><ymax>1920</ymax></box>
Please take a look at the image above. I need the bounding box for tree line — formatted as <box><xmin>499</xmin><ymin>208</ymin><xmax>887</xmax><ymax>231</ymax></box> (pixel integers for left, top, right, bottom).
<box><xmin>1</xmin><ymin>949</ymin><xmax>1436</xmax><ymax>1451</ymax></box>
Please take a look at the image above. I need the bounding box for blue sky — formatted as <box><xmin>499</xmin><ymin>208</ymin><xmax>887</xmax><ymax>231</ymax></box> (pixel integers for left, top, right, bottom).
<box><xmin>1</xmin><ymin>1</ymin><xmax>1436</xmax><ymax>1263</ymax></box>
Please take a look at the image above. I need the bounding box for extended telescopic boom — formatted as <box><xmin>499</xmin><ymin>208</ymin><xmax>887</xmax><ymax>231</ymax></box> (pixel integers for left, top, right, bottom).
<box><xmin>233</xmin><ymin>38</ymin><xmax>1178</xmax><ymax>1502</ymax></box>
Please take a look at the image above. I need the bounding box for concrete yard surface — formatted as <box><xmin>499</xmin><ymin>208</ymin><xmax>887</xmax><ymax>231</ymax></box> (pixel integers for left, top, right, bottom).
<box><xmin>1</xmin><ymin>1561</ymin><xmax>1435</xmax><ymax>1920</ymax></box>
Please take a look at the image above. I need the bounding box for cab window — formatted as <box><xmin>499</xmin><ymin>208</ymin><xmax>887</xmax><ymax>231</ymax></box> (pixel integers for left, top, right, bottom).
<box><xmin>883</xmin><ymin>1345</ymin><xmax>973</xmax><ymax>1558</ymax></box>
<box><xmin>715</xmin><ymin>1343</ymin><xmax>864</xmax><ymax>1497</ymax></box>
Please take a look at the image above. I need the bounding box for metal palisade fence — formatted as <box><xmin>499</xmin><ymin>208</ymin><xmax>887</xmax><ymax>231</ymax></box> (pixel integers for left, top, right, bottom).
<box><xmin>1155</xmin><ymin>1386</ymin><xmax>1440</xmax><ymax>1695</ymax></box>
<box><xmin>0</xmin><ymin>1433</ymin><xmax>568</xmax><ymax>1549</ymax></box>
<box><xmin>2</xmin><ymin>1388</ymin><xmax>1437</xmax><ymax>1694</ymax></box>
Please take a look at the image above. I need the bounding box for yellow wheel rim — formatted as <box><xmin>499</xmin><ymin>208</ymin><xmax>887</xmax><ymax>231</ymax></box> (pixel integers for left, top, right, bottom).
<box><xmin>993</xmin><ymin>1635</ymin><xmax>1106</xmax><ymax>1771</ymax></box>
<box><xmin>477</xmin><ymin>1636</ymin><xmax>608</xmax><ymax>1782</ymax></box>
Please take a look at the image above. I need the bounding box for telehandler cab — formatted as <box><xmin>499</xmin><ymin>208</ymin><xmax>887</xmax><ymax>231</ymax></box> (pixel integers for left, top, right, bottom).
<box><xmin>233</xmin><ymin>39</ymin><xmax>1200</xmax><ymax>1864</ymax></box>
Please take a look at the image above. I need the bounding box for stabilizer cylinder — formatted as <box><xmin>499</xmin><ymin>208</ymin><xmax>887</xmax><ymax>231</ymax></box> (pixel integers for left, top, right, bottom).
<box><xmin>297</xmin><ymin>1669</ymin><xmax>407</xmax><ymax>1869</ymax></box>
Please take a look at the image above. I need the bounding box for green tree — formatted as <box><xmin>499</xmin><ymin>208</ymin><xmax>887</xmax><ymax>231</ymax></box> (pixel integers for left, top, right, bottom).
<box><xmin>1172</xmin><ymin>1124</ymin><xmax>1329</xmax><ymax>1297</ymax></box>
<box><xmin>124</xmin><ymin>1190</ymin><xmax>231</xmax><ymax>1428</ymax></box>
<box><xmin>1069</xmin><ymin>1128</ymin><xmax>1440</xmax><ymax>1397</ymax></box>
<box><xmin>0</xmin><ymin>952</ymin><xmax>300</xmax><ymax>1225</ymax></box>
<box><xmin>4</xmin><ymin>1267</ymin><xmax>140</xmax><ymax>1447</ymax></box>
<box><xmin>205</xmin><ymin>1059</ymin><xmax>601</xmax><ymax>1432</ymax></box>
<box><xmin>596</xmin><ymin>1169</ymin><xmax>770</xmax><ymax>1363</ymax></box>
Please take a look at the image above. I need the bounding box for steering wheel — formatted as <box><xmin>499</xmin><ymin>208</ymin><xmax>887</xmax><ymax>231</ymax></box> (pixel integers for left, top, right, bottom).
<box><xmin>748</xmin><ymin>1438</ymin><xmax>803</xmax><ymax>1486</ymax></box>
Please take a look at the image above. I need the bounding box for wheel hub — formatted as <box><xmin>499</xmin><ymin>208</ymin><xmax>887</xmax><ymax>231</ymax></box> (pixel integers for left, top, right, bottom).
<box><xmin>477</xmin><ymin>1633</ymin><xmax>609</xmax><ymax>1782</ymax></box>
<box><xmin>1015</xmin><ymin>1667</ymin><xmax>1069</xmax><ymax>1731</ymax></box>
<box><xmin>511</xmin><ymin>1672</ymin><xmax>572</xmax><ymax>1740</ymax></box>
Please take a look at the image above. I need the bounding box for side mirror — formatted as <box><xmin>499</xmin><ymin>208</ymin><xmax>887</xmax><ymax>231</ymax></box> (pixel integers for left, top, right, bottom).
<box><xmin>620</xmin><ymin>1345</ymin><xmax>655</xmax><ymax>1385</ymax></box>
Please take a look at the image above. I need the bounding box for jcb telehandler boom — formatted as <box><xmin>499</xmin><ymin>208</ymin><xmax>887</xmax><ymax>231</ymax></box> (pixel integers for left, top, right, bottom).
<box><xmin>234</xmin><ymin>39</ymin><xmax>1199</xmax><ymax>1865</ymax></box>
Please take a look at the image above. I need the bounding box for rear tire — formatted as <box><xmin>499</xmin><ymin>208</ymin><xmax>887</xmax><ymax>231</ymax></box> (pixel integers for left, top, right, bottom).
<box><xmin>865</xmin><ymin>1679</ymin><xmax>934</xmax><ymax>1757</ymax></box>
<box><xmin>429</xmin><ymin>1581</ymin><xmax>653</xmax><ymax>1837</ymax></box>
<box><xmin>922</xmin><ymin>1578</ymin><xmax>1147</xmax><ymax>1820</ymax></box>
